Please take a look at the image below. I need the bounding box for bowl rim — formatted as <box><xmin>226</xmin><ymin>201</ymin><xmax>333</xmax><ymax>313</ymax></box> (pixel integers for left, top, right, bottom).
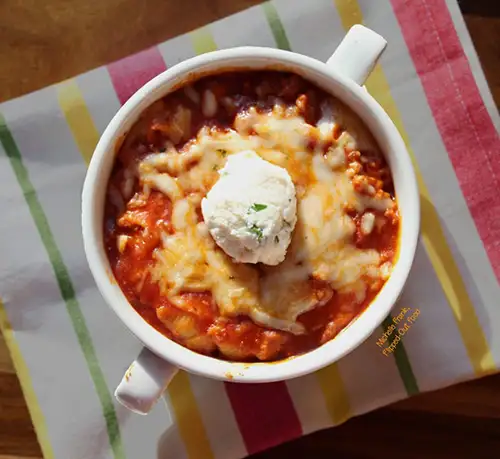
<box><xmin>82</xmin><ymin>46</ymin><xmax>420</xmax><ymax>382</ymax></box>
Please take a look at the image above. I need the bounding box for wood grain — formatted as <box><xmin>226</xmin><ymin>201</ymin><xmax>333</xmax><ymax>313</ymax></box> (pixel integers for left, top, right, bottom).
<box><xmin>0</xmin><ymin>0</ymin><xmax>498</xmax><ymax>458</ymax></box>
<box><xmin>253</xmin><ymin>404</ymin><xmax>500</xmax><ymax>459</ymax></box>
<box><xmin>0</xmin><ymin>374</ymin><xmax>41</xmax><ymax>458</ymax></box>
<box><xmin>464</xmin><ymin>15</ymin><xmax>500</xmax><ymax>108</ymax></box>
<box><xmin>0</xmin><ymin>0</ymin><xmax>263</xmax><ymax>103</ymax></box>
<box><xmin>0</xmin><ymin>334</ymin><xmax>14</xmax><ymax>375</ymax></box>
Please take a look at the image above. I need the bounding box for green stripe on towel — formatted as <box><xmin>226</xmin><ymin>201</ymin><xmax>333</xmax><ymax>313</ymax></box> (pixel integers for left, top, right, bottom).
<box><xmin>382</xmin><ymin>316</ymin><xmax>419</xmax><ymax>395</ymax></box>
<box><xmin>0</xmin><ymin>113</ymin><xmax>126</xmax><ymax>459</ymax></box>
<box><xmin>262</xmin><ymin>2</ymin><xmax>292</xmax><ymax>50</ymax></box>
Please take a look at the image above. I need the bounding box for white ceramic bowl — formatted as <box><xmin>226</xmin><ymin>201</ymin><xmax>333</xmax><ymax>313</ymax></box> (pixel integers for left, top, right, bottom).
<box><xmin>82</xmin><ymin>25</ymin><xmax>420</xmax><ymax>415</ymax></box>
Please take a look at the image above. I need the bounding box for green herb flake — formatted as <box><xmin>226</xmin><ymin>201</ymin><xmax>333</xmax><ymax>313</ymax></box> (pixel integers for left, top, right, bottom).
<box><xmin>274</xmin><ymin>235</ymin><xmax>280</xmax><ymax>244</ymax></box>
<box><xmin>216</xmin><ymin>148</ymin><xmax>228</xmax><ymax>157</ymax></box>
<box><xmin>212</xmin><ymin>164</ymin><xmax>219</xmax><ymax>171</ymax></box>
<box><xmin>248</xmin><ymin>224</ymin><xmax>263</xmax><ymax>240</ymax></box>
<box><xmin>251</xmin><ymin>203</ymin><xmax>267</xmax><ymax>212</ymax></box>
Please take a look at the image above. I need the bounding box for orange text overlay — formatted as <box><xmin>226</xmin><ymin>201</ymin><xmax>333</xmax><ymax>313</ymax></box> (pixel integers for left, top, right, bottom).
<box><xmin>376</xmin><ymin>307</ymin><xmax>421</xmax><ymax>356</ymax></box>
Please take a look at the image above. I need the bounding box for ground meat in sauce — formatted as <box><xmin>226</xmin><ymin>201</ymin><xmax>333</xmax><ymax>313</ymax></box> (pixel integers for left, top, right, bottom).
<box><xmin>104</xmin><ymin>70</ymin><xmax>399</xmax><ymax>362</ymax></box>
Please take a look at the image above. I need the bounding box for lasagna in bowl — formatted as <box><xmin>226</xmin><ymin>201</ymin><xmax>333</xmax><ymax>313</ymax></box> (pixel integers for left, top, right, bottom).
<box><xmin>104</xmin><ymin>71</ymin><xmax>399</xmax><ymax>362</ymax></box>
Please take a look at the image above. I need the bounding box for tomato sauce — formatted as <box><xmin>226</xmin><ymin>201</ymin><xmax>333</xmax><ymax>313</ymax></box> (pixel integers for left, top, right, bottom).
<box><xmin>104</xmin><ymin>71</ymin><xmax>399</xmax><ymax>362</ymax></box>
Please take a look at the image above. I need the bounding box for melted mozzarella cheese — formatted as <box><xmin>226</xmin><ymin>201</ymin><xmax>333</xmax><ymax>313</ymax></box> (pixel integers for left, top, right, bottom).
<box><xmin>136</xmin><ymin>100</ymin><xmax>395</xmax><ymax>334</ymax></box>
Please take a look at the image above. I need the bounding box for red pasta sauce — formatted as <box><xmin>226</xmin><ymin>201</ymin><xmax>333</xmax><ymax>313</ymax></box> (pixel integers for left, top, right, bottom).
<box><xmin>104</xmin><ymin>71</ymin><xmax>399</xmax><ymax>362</ymax></box>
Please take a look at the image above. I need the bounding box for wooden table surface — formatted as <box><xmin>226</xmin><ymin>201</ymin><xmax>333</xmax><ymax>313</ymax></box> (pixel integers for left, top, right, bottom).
<box><xmin>0</xmin><ymin>1</ymin><xmax>499</xmax><ymax>458</ymax></box>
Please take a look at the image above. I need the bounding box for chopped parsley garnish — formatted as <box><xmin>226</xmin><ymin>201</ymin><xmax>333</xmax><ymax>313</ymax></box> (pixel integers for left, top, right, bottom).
<box><xmin>250</xmin><ymin>203</ymin><xmax>267</xmax><ymax>212</ymax></box>
<box><xmin>275</xmin><ymin>235</ymin><xmax>280</xmax><ymax>244</ymax></box>
<box><xmin>248</xmin><ymin>224</ymin><xmax>263</xmax><ymax>240</ymax></box>
<box><xmin>216</xmin><ymin>148</ymin><xmax>227</xmax><ymax>157</ymax></box>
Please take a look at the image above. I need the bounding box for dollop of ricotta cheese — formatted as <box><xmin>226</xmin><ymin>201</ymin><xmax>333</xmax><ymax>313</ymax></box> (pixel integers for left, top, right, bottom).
<box><xmin>201</xmin><ymin>150</ymin><xmax>297</xmax><ymax>265</ymax></box>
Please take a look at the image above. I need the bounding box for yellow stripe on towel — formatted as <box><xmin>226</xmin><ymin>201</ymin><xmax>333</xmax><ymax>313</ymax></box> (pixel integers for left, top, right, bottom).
<box><xmin>316</xmin><ymin>363</ymin><xmax>352</xmax><ymax>425</ymax></box>
<box><xmin>57</xmin><ymin>79</ymin><xmax>100</xmax><ymax>165</ymax></box>
<box><xmin>167</xmin><ymin>371</ymin><xmax>215</xmax><ymax>459</ymax></box>
<box><xmin>190</xmin><ymin>27</ymin><xmax>218</xmax><ymax>55</ymax></box>
<box><xmin>0</xmin><ymin>299</ymin><xmax>55</xmax><ymax>459</ymax></box>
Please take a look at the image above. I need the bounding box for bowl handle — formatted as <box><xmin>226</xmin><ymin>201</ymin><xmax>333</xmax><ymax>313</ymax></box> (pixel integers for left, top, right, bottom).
<box><xmin>114</xmin><ymin>347</ymin><xmax>178</xmax><ymax>415</ymax></box>
<box><xmin>326</xmin><ymin>24</ymin><xmax>387</xmax><ymax>86</ymax></box>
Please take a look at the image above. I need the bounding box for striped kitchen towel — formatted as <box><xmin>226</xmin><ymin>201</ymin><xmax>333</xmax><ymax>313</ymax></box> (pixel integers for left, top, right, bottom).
<box><xmin>1</xmin><ymin>0</ymin><xmax>499</xmax><ymax>458</ymax></box>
